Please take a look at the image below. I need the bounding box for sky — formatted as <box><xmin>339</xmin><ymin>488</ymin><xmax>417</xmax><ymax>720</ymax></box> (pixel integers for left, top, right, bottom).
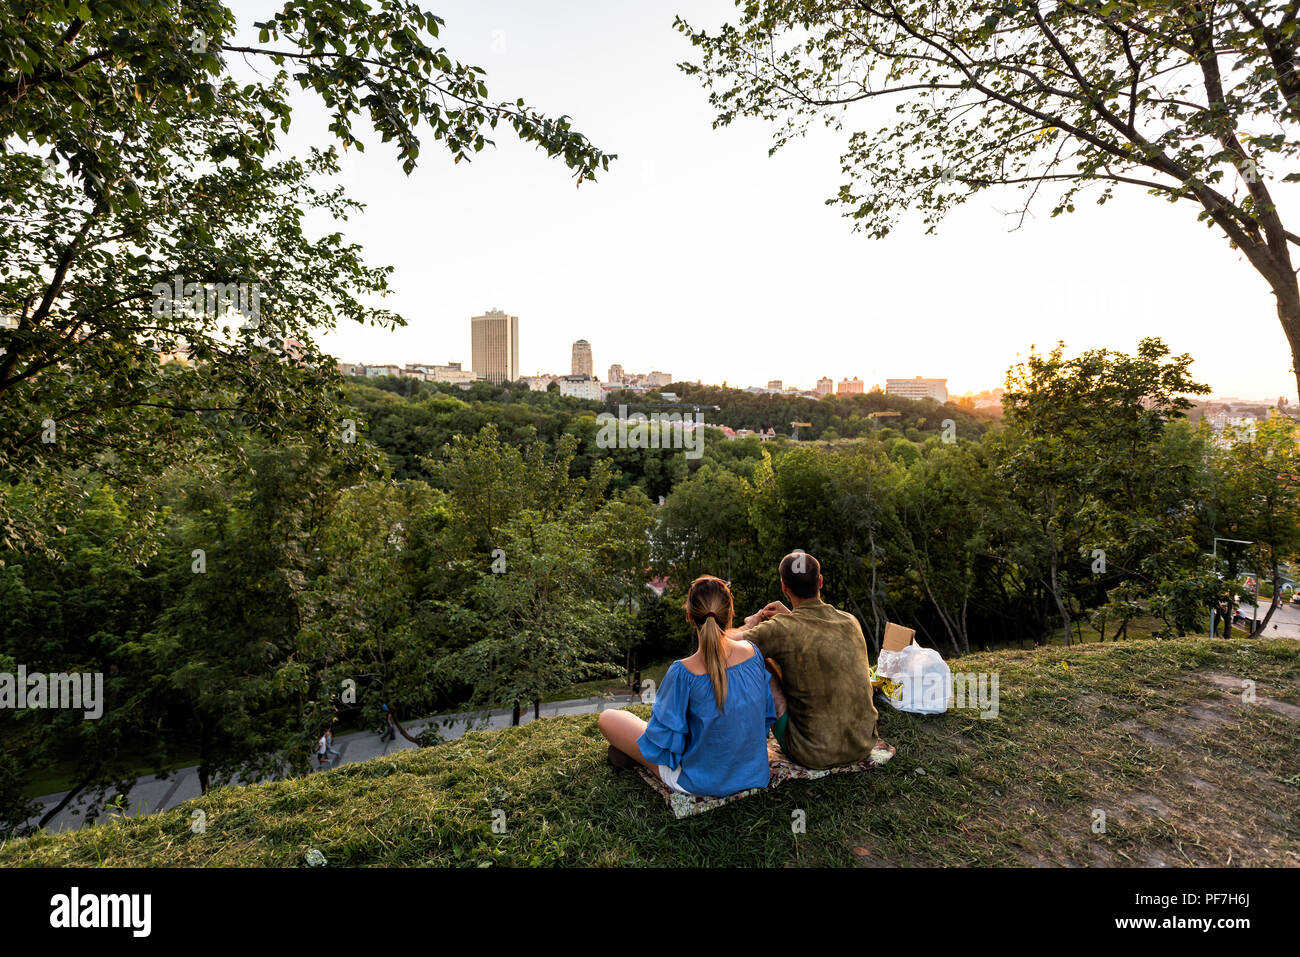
<box><xmin>231</xmin><ymin>0</ymin><xmax>1297</xmax><ymax>401</ymax></box>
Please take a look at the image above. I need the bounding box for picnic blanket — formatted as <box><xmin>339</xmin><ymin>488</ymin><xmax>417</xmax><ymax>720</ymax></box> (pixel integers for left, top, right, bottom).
<box><xmin>636</xmin><ymin>735</ymin><xmax>896</xmax><ymax>819</ymax></box>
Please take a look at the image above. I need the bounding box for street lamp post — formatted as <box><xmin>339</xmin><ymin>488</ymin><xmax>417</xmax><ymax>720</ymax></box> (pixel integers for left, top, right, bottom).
<box><xmin>1211</xmin><ymin>537</ymin><xmax>1254</xmax><ymax>637</ymax></box>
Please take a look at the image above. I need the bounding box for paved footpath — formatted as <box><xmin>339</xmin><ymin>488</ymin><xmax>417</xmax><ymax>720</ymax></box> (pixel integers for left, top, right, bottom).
<box><xmin>27</xmin><ymin>693</ymin><xmax>641</xmax><ymax>834</ymax></box>
<box><xmin>1234</xmin><ymin>600</ymin><xmax>1300</xmax><ymax>638</ymax></box>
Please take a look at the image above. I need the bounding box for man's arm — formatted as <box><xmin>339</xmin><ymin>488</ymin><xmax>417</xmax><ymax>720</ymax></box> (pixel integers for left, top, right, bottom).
<box><xmin>739</xmin><ymin>601</ymin><xmax>791</xmax><ymax>632</ymax></box>
<box><xmin>739</xmin><ymin>606</ymin><xmax>792</xmax><ymax>658</ymax></box>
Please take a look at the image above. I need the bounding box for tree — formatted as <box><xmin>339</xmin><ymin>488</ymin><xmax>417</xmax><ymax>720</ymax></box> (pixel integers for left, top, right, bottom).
<box><xmin>0</xmin><ymin>479</ymin><xmax>160</xmax><ymax>835</ymax></box>
<box><xmin>141</xmin><ymin>441</ymin><xmax>341</xmax><ymax>792</ymax></box>
<box><xmin>297</xmin><ymin>478</ymin><xmax>448</xmax><ymax>738</ymax></box>
<box><xmin>884</xmin><ymin>444</ymin><xmax>995</xmax><ymax>654</ymax></box>
<box><xmin>0</xmin><ymin>0</ymin><xmax>612</xmax><ymax>552</ymax></box>
<box><xmin>1208</xmin><ymin>412</ymin><xmax>1300</xmax><ymax>636</ymax></box>
<box><xmin>2</xmin><ymin>1</ymin><xmax>612</xmax><ymax>206</ymax></box>
<box><xmin>746</xmin><ymin>444</ymin><xmax>898</xmax><ymax>646</ymax></box>
<box><xmin>420</xmin><ymin>425</ymin><xmax>621</xmax><ymax>722</ymax></box>
<box><xmin>436</xmin><ymin>509</ymin><xmax>637</xmax><ymax>724</ymax></box>
<box><xmin>677</xmin><ymin>1</ymin><xmax>1300</xmax><ymax>394</ymax></box>
<box><xmin>655</xmin><ymin>464</ymin><xmax>761</xmax><ymax>600</ymax></box>
<box><xmin>1000</xmin><ymin>338</ymin><xmax>1208</xmax><ymax>643</ymax></box>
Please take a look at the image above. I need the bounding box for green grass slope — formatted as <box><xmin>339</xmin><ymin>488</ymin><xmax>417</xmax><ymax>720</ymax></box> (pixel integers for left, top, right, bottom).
<box><xmin>2</xmin><ymin>638</ymin><xmax>1297</xmax><ymax>867</ymax></box>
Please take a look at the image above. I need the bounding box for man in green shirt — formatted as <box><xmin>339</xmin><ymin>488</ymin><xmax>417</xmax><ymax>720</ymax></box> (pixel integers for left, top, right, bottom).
<box><xmin>739</xmin><ymin>551</ymin><xmax>880</xmax><ymax>769</ymax></box>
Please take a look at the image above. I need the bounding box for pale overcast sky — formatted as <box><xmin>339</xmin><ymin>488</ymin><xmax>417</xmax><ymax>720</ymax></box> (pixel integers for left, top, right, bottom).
<box><xmin>231</xmin><ymin>0</ymin><xmax>1297</xmax><ymax>401</ymax></box>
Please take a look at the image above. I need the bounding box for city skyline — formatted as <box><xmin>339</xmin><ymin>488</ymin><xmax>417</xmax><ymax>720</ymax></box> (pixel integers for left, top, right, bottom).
<box><xmin>340</xmin><ymin>318</ymin><xmax>1289</xmax><ymax>403</ymax></box>
<box><xmin>343</xmin><ymin>314</ymin><xmax>962</xmax><ymax>395</ymax></box>
<box><xmin>274</xmin><ymin>0</ymin><xmax>1300</xmax><ymax>404</ymax></box>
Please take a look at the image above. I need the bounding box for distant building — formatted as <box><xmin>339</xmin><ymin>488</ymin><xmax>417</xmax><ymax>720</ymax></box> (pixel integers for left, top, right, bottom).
<box><xmin>837</xmin><ymin>377</ymin><xmax>864</xmax><ymax>396</ymax></box>
<box><xmin>767</xmin><ymin>380</ymin><xmax>783</xmax><ymax>392</ymax></box>
<box><xmin>1207</xmin><ymin>408</ymin><xmax>1258</xmax><ymax>447</ymax></box>
<box><xmin>608</xmin><ymin>363</ymin><xmax>624</xmax><ymax>385</ymax></box>
<box><xmin>816</xmin><ymin>376</ymin><xmax>834</xmax><ymax>397</ymax></box>
<box><xmin>644</xmin><ymin>370</ymin><xmax>672</xmax><ymax>387</ymax></box>
<box><xmin>572</xmin><ymin>339</ymin><xmax>593</xmax><ymax>378</ymax></box>
<box><xmin>558</xmin><ymin>374</ymin><xmax>602</xmax><ymax>401</ymax></box>
<box><xmin>886</xmin><ymin>376</ymin><xmax>948</xmax><ymax>403</ymax></box>
<box><xmin>338</xmin><ymin>362</ymin><xmax>366</xmax><ymax>377</ymax></box>
<box><xmin>471</xmin><ymin>308</ymin><xmax>520</xmax><ymax>383</ymax></box>
<box><xmin>421</xmin><ymin>361</ymin><xmax>477</xmax><ymax>385</ymax></box>
<box><xmin>522</xmin><ymin>375</ymin><xmax>557</xmax><ymax>392</ymax></box>
<box><xmin>365</xmin><ymin>364</ymin><xmax>402</xmax><ymax>378</ymax></box>
<box><xmin>1207</xmin><ymin>408</ymin><xmax>1258</xmax><ymax>432</ymax></box>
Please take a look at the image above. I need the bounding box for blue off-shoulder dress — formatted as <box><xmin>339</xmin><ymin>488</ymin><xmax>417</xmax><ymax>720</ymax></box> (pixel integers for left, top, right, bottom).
<box><xmin>636</xmin><ymin>640</ymin><xmax>777</xmax><ymax>797</ymax></box>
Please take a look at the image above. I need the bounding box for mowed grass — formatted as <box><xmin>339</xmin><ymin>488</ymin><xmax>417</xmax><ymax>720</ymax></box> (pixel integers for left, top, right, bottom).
<box><xmin>2</xmin><ymin>638</ymin><xmax>1297</xmax><ymax>867</ymax></box>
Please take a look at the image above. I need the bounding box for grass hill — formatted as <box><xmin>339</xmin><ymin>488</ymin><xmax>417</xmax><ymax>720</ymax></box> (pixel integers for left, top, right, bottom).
<box><xmin>2</xmin><ymin>638</ymin><xmax>1297</xmax><ymax>867</ymax></box>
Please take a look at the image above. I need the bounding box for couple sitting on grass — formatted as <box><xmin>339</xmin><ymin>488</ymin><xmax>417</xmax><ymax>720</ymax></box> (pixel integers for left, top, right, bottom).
<box><xmin>599</xmin><ymin>551</ymin><xmax>884</xmax><ymax>798</ymax></box>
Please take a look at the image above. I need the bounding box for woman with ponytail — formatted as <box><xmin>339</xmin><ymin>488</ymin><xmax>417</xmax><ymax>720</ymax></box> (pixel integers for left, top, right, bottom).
<box><xmin>598</xmin><ymin>576</ymin><xmax>776</xmax><ymax>797</ymax></box>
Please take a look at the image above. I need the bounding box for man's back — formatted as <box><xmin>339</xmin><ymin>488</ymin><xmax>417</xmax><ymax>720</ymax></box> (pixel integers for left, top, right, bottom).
<box><xmin>747</xmin><ymin>598</ymin><xmax>879</xmax><ymax>769</ymax></box>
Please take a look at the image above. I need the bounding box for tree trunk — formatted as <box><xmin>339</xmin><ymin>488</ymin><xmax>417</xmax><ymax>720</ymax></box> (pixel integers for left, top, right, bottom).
<box><xmin>917</xmin><ymin>570</ymin><xmax>961</xmax><ymax>657</ymax></box>
<box><xmin>1049</xmin><ymin>552</ymin><xmax>1071</xmax><ymax>647</ymax></box>
<box><xmin>1275</xmin><ymin>279</ymin><xmax>1300</xmax><ymax>402</ymax></box>
<box><xmin>37</xmin><ymin>779</ymin><xmax>87</xmax><ymax>829</ymax></box>
<box><xmin>511</xmin><ymin>702</ymin><xmax>521</xmax><ymax>726</ymax></box>
<box><xmin>391</xmin><ymin>714</ymin><xmax>424</xmax><ymax>745</ymax></box>
<box><xmin>1252</xmin><ymin>552</ymin><xmax>1284</xmax><ymax>637</ymax></box>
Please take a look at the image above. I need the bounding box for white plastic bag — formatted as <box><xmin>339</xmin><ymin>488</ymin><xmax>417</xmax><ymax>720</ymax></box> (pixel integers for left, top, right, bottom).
<box><xmin>876</xmin><ymin>643</ymin><xmax>952</xmax><ymax>714</ymax></box>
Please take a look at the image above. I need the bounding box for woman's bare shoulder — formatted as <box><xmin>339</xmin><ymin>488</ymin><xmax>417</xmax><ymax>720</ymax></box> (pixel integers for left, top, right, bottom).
<box><xmin>727</xmin><ymin>637</ymin><xmax>758</xmax><ymax>666</ymax></box>
<box><xmin>678</xmin><ymin>653</ymin><xmax>706</xmax><ymax>676</ymax></box>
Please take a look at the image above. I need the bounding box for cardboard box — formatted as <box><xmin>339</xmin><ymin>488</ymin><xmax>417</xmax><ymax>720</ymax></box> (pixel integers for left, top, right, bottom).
<box><xmin>882</xmin><ymin>622</ymin><xmax>915</xmax><ymax>652</ymax></box>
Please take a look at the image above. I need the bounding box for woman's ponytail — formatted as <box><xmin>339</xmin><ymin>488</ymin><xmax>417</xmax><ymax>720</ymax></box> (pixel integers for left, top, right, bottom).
<box><xmin>698</xmin><ymin>614</ymin><xmax>729</xmax><ymax>712</ymax></box>
<box><xmin>684</xmin><ymin>577</ymin><xmax>736</xmax><ymax>712</ymax></box>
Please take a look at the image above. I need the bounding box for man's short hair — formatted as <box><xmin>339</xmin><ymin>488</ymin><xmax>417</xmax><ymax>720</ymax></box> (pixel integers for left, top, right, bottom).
<box><xmin>780</xmin><ymin>551</ymin><xmax>821</xmax><ymax>599</ymax></box>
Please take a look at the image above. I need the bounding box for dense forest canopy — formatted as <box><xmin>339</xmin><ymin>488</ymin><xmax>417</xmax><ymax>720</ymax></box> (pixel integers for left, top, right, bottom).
<box><xmin>5</xmin><ymin>336</ymin><xmax>1297</xmax><ymax>839</ymax></box>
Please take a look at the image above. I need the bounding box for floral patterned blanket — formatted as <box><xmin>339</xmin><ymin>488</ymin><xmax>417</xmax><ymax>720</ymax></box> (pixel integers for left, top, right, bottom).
<box><xmin>635</xmin><ymin>735</ymin><xmax>896</xmax><ymax>819</ymax></box>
